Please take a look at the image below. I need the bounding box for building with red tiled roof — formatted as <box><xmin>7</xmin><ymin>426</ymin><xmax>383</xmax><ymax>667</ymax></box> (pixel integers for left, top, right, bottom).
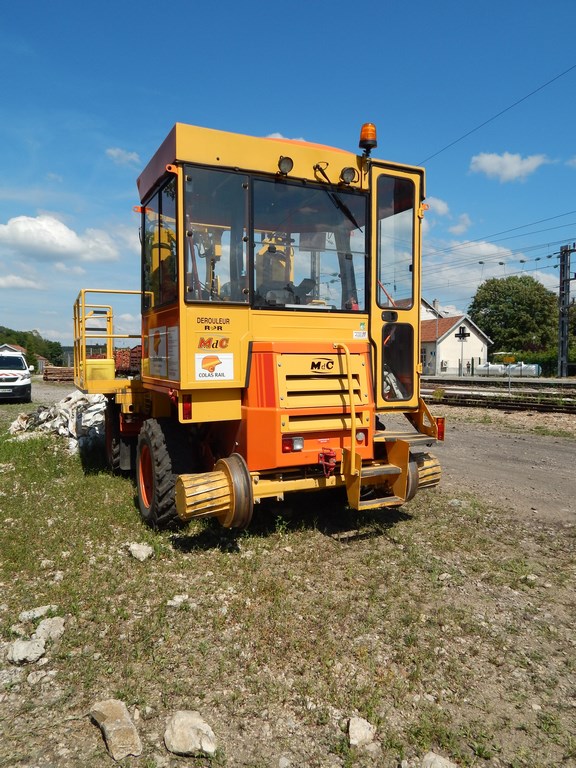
<box><xmin>0</xmin><ymin>343</ymin><xmax>27</xmax><ymax>355</ymax></box>
<box><xmin>420</xmin><ymin>311</ymin><xmax>492</xmax><ymax>376</ymax></box>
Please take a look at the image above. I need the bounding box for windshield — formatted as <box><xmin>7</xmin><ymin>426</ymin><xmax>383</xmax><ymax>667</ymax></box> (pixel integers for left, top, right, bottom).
<box><xmin>181</xmin><ymin>167</ymin><xmax>367</xmax><ymax>310</ymax></box>
<box><xmin>252</xmin><ymin>178</ymin><xmax>366</xmax><ymax>311</ymax></box>
<box><xmin>0</xmin><ymin>356</ymin><xmax>27</xmax><ymax>371</ymax></box>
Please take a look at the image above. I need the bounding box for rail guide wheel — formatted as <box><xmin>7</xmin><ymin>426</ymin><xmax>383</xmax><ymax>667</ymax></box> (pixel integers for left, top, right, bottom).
<box><xmin>405</xmin><ymin>451</ymin><xmax>442</xmax><ymax>501</ymax></box>
<box><xmin>176</xmin><ymin>453</ymin><xmax>254</xmax><ymax>529</ymax></box>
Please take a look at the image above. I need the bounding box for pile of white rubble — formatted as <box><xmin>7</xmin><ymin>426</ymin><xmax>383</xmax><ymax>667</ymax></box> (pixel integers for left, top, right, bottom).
<box><xmin>9</xmin><ymin>391</ymin><xmax>107</xmax><ymax>454</ymax></box>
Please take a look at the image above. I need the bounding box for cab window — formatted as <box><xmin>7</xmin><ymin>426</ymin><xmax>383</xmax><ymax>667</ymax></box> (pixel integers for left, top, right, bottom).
<box><xmin>376</xmin><ymin>175</ymin><xmax>415</xmax><ymax>308</ymax></box>
<box><xmin>183</xmin><ymin>167</ymin><xmax>249</xmax><ymax>303</ymax></box>
<box><xmin>142</xmin><ymin>177</ymin><xmax>177</xmax><ymax>310</ymax></box>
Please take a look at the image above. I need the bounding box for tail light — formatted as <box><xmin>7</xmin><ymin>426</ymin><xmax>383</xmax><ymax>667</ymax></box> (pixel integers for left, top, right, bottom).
<box><xmin>282</xmin><ymin>436</ymin><xmax>304</xmax><ymax>453</ymax></box>
<box><xmin>436</xmin><ymin>416</ymin><xmax>445</xmax><ymax>441</ymax></box>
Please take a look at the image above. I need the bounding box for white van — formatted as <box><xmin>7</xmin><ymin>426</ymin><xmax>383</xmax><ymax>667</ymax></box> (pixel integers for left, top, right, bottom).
<box><xmin>0</xmin><ymin>351</ymin><xmax>34</xmax><ymax>403</ymax></box>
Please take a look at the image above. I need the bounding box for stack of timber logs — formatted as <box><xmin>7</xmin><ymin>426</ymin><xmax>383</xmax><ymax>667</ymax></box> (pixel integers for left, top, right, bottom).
<box><xmin>43</xmin><ymin>366</ymin><xmax>74</xmax><ymax>381</ymax></box>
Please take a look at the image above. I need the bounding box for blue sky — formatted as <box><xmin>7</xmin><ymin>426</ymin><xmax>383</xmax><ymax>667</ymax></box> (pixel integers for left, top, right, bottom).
<box><xmin>1</xmin><ymin>0</ymin><xmax>575</xmax><ymax>343</ymax></box>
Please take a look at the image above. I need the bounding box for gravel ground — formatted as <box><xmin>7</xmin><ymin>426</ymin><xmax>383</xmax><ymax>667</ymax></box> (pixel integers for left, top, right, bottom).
<box><xmin>31</xmin><ymin>377</ymin><xmax>77</xmax><ymax>406</ymax></box>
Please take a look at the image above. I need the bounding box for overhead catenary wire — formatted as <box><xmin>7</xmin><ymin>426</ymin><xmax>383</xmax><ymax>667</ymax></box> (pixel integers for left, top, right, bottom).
<box><xmin>422</xmin><ymin>258</ymin><xmax>564</xmax><ymax>308</ymax></box>
<box><xmin>419</xmin><ymin>63</ymin><xmax>576</xmax><ymax>165</ymax></box>
<box><xmin>424</xmin><ymin>210</ymin><xmax>576</xmax><ymax>260</ymax></box>
<box><xmin>422</xmin><ymin>238</ymin><xmax>568</xmax><ymax>277</ymax></box>
<box><xmin>412</xmin><ymin>63</ymin><xmax>576</xmax><ymax>310</ymax></box>
<box><xmin>422</xmin><ymin>209</ymin><xmax>576</xmax><ymax>304</ymax></box>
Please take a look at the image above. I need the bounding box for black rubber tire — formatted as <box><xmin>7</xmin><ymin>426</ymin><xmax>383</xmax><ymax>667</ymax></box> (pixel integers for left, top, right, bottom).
<box><xmin>105</xmin><ymin>401</ymin><xmax>121</xmax><ymax>473</ymax></box>
<box><xmin>136</xmin><ymin>418</ymin><xmax>184</xmax><ymax>529</ymax></box>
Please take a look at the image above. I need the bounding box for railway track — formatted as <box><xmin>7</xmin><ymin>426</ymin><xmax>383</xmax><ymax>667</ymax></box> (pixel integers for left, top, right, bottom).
<box><xmin>422</xmin><ymin>376</ymin><xmax>576</xmax><ymax>414</ymax></box>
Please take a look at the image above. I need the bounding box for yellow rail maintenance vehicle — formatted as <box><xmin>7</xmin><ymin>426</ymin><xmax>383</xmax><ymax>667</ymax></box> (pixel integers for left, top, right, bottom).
<box><xmin>73</xmin><ymin>122</ymin><xmax>444</xmax><ymax>530</ymax></box>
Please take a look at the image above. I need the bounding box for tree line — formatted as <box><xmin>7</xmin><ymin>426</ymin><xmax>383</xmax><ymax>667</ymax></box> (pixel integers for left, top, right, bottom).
<box><xmin>467</xmin><ymin>275</ymin><xmax>576</xmax><ymax>374</ymax></box>
<box><xmin>0</xmin><ymin>327</ymin><xmax>64</xmax><ymax>368</ymax></box>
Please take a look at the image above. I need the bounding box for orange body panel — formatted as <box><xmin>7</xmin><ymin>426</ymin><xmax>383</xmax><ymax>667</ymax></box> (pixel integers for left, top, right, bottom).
<box><xmin>241</xmin><ymin>341</ymin><xmax>375</xmax><ymax>472</ymax></box>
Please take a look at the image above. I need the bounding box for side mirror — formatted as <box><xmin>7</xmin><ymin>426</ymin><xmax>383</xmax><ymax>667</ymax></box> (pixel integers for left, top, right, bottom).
<box><xmin>29</xmin><ymin>365</ymin><xmax>35</xmax><ymax>372</ymax></box>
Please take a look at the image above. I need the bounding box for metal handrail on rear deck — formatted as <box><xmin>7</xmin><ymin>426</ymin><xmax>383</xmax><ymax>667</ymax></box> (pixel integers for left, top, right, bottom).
<box><xmin>73</xmin><ymin>288</ymin><xmax>141</xmax><ymax>390</ymax></box>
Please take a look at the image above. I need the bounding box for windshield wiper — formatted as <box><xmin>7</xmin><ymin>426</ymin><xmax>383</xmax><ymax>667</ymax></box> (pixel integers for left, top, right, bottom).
<box><xmin>313</xmin><ymin>163</ymin><xmax>362</xmax><ymax>231</ymax></box>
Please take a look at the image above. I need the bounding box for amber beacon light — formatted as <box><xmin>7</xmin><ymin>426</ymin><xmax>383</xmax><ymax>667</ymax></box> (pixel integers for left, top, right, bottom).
<box><xmin>359</xmin><ymin>122</ymin><xmax>378</xmax><ymax>156</ymax></box>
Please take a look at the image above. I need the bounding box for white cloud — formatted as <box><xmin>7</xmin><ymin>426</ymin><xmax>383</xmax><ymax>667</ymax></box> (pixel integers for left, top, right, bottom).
<box><xmin>567</xmin><ymin>156</ymin><xmax>576</xmax><ymax>169</ymax></box>
<box><xmin>470</xmin><ymin>152</ymin><xmax>549</xmax><ymax>182</ymax></box>
<box><xmin>437</xmin><ymin>303</ymin><xmax>461</xmax><ymax>316</ymax></box>
<box><xmin>0</xmin><ymin>214</ymin><xmax>120</xmax><ymax>263</ymax></box>
<box><xmin>106</xmin><ymin>147</ymin><xmax>141</xmax><ymax>166</ymax></box>
<box><xmin>113</xmin><ymin>223</ymin><xmax>140</xmax><ymax>255</ymax></box>
<box><xmin>36</xmin><ymin>328</ymin><xmax>73</xmax><ymax>342</ymax></box>
<box><xmin>531</xmin><ymin>269</ymin><xmax>558</xmax><ymax>292</ymax></box>
<box><xmin>449</xmin><ymin>213</ymin><xmax>472</xmax><ymax>235</ymax></box>
<box><xmin>115</xmin><ymin>312</ymin><xmax>141</xmax><ymax>335</ymax></box>
<box><xmin>54</xmin><ymin>261</ymin><xmax>86</xmax><ymax>275</ymax></box>
<box><xmin>0</xmin><ymin>274</ymin><xmax>40</xmax><ymax>289</ymax></box>
<box><xmin>426</xmin><ymin>196</ymin><xmax>450</xmax><ymax>216</ymax></box>
<box><xmin>422</xmin><ymin>238</ymin><xmax>516</xmax><ymax>310</ymax></box>
<box><xmin>448</xmin><ymin>239</ymin><xmax>512</xmax><ymax>262</ymax></box>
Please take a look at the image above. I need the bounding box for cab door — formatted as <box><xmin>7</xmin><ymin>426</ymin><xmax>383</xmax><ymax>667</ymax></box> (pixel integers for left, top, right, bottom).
<box><xmin>369</xmin><ymin>164</ymin><xmax>425</xmax><ymax>410</ymax></box>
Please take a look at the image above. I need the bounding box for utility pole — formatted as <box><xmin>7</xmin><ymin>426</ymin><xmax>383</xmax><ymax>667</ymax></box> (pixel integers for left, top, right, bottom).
<box><xmin>557</xmin><ymin>243</ymin><xmax>576</xmax><ymax>378</ymax></box>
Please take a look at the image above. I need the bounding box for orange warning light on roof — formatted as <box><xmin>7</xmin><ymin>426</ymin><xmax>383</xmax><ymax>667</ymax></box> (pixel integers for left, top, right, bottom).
<box><xmin>359</xmin><ymin>123</ymin><xmax>378</xmax><ymax>154</ymax></box>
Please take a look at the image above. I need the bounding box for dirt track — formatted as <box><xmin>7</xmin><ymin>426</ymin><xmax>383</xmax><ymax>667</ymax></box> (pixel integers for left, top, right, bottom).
<box><xmin>433</xmin><ymin>406</ymin><xmax>576</xmax><ymax>526</ymax></box>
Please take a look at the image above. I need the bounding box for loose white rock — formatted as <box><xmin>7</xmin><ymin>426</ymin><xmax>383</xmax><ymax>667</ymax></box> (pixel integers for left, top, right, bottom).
<box><xmin>421</xmin><ymin>751</ymin><xmax>460</xmax><ymax>768</ymax></box>
<box><xmin>438</xmin><ymin>572</ymin><xmax>452</xmax><ymax>582</ymax></box>
<box><xmin>347</xmin><ymin>716</ymin><xmax>376</xmax><ymax>747</ymax></box>
<box><xmin>128</xmin><ymin>542</ymin><xmax>154</xmax><ymax>562</ymax></box>
<box><xmin>27</xmin><ymin>669</ymin><xmax>57</xmax><ymax>686</ymax></box>
<box><xmin>7</xmin><ymin>638</ymin><xmax>46</xmax><ymax>665</ymax></box>
<box><xmin>0</xmin><ymin>667</ymin><xmax>23</xmax><ymax>687</ymax></box>
<box><xmin>90</xmin><ymin>698</ymin><xmax>143</xmax><ymax>760</ymax></box>
<box><xmin>167</xmin><ymin>594</ymin><xmax>189</xmax><ymax>608</ymax></box>
<box><xmin>32</xmin><ymin>616</ymin><xmax>65</xmax><ymax>642</ymax></box>
<box><xmin>164</xmin><ymin>710</ymin><xmax>217</xmax><ymax>756</ymax></box>
<box><xmin>19</xmin><ymin>605</ymin><xmax>58</xmax><ymax>622</ymax></box>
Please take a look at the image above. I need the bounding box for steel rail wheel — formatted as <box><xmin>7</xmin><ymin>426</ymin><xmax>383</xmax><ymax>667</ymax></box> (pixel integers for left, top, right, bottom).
<box><xmin>415</xmin><ymin>452</ymin><xmax>441</xmax><ymax>489</ymax></box>
<box><xmin>215</xmin><ymin>454</ymin><xmax>253</xmax><ymax>529</ymax></box>
<box><xmin>176</xmin><ymin>453</ymin><xmax>254</xmax><ymax>529</ymax></box>
<box><xmin>136</xmin><ymin>418</ymin><xmax>180</xmax><ymax>529</ymax></box>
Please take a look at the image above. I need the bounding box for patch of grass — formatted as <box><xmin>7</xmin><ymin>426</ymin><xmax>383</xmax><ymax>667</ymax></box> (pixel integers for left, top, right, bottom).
<box><xmin>532</xmin><ymin>425</ymin><xmax>574</xmax><ymax>438</ymax></box>
<box><xmin>407</xmin><ymin>707</ymin><xmax>459</xmax><ymax>752</ymax></box>
<box><xmin>431</xmin><ymin>388</ymin><xmax>445</xmax><ymax>402</ymax></box>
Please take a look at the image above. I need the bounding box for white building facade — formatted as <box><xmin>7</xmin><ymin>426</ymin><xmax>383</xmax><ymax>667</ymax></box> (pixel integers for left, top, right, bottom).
<box><xmin>420</xmin><ymin>302</ymin><xmax>492</xmax><ymax>376</ymax></box>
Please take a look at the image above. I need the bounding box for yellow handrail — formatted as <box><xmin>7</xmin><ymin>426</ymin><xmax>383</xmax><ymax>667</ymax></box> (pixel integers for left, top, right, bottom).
<box><xmin>333</xmin><ymin>342</ymin><xmax>359</xmax><ymax>476</ymax></box>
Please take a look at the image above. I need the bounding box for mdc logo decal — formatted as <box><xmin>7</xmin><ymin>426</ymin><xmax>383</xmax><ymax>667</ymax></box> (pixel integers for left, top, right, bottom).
<box><xmin>310</xmin><ymin>357</ymin><xmax>334</xmax><ymax>372</ymax></box>
<box><xmin>198</xmin><ymin>336</ymin><xmax>230</xmax><ymax>350</ymax></box>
